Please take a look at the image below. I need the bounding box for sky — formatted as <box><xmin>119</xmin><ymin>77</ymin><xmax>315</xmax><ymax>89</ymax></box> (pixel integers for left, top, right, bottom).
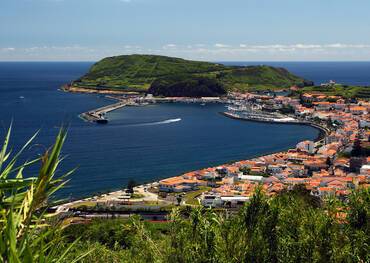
<box><xmin>1</xmin><ymin>0</ymin><xmax>370</xmax><ymax>61</ymax></box>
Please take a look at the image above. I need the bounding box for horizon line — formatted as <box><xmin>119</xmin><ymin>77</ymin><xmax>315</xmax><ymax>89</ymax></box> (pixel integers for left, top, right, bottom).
<box><xmin>1</xmin><ymin>60</ymin><xmax>370</xmax><ymax>63</ymax></box>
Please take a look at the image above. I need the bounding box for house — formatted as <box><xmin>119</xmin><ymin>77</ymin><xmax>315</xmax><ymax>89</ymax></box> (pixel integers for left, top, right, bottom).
<box><xmin>313</xmin><ymin>101</ymin><xmax>333</xmax><ymax>111</ymax></box>
<box><xmin>303</xmin><ymin>159</ymin><xmax>328</xmax><ymax>174</ymax></box>
<box><xmin>349</xmin><ymin>106</ymin><xmax>367</xmax><ymax>115</ymax></box>
<box><xmin>359</xmin><ymin>119</ymin><xmax>370</xmax><ymax>128</ymax></box>
<box><xmin>296</xmin><ymin>140</ymin><xmax>315</xmax><ymax>154</ymax></box>
<box><xmin>238</xmin><ymin>174</ymin><xmax>263</xmax><ymax>182</ymax></box>
<box><xmin>159</xmin><ymin>176</ymin><xmax>199</xmax><ymax>192</ymax></box>
<box><xmin>201</xmin><ymin>171</ymin><xmax>222</xmax><ymax>180</ymax></box>
<box><xmin>295</xmin><ymin>106</ymin><xmax>314</xmax><ymax>116</ymax></box>
<box><xmin>315</xmin><ymin>187</ymin><xmax>336</xmax><ymax>198</ymax></box>
<box><xmin>287</xmin><ymin>151</ymin><xmax>310</xmax><ymax>162</ymax></box>
<box><xmin>288</xmin><ymin>164</ymin><xmax>305</xmax><ymax>177</ymax></box>
<box><xmin>264</xmin><ymin>182</ymin><xmax>285</xmax><ymax>195</ymax></box>
<box><xmin>283</xmin><ymin>177</ymin><xmax>306</xmax><ymax>187</ymax></box>
<box><xmin>325</xmin><ymin>132</ymin><xmax>342</xmax><ymax>144</ymax></box>
<box><xmin>266</xmin><ymin>164</ymin><xmax>284</xmax><ymax>175</ymax></box>
<box><xmin>360</xmin><ymin>165</ymin><xmax>370</xmax><ymax>175</ymax></box>
<box><xmin>201</xmin><ymin>194</ymin><xmax>223</xmax><ymax>207</ymax></box>
<box><xmin>200</xmin><ymin>194</ymin><xmax>249</xmax><ymax>208</ymax></box>
<box><xmin>220</xmin><ymin>196</ymin><xmax>250</xmax><ymax>208</ymax></box>
<box><xmin>312</xmin><ymin>169</ymin><xmax>330</xmax><ymax>177</ymax></box>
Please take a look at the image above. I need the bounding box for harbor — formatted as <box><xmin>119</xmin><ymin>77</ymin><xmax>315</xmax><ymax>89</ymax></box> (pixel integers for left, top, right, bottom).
<box><xmin>79</xmin><ymin>98</ymin><xmax>144</xmax><ymax>123</ymax></box>
<box><xmin>78</xmin><ymin>94</ymin><xmax>227</xmax><ymax>124</ymax></box>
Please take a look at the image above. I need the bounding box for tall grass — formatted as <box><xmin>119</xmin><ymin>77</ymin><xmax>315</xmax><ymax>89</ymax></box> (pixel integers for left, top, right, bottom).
<box><xmin>0</xmin><ymin>126</ymin><xmax>88</xmax><ymax>262</ymax></box>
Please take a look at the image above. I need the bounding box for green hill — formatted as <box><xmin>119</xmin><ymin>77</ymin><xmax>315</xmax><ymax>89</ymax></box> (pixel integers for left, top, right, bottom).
<box><xmin>71</xmin><ymin>54</ymin><xmax>313</xmax><ymax>96</ymax></box>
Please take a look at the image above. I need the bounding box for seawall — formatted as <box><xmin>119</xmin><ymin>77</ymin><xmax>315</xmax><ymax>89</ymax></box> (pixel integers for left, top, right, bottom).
<box><xmin>220</xmin><ymin>111</ymin><xmax>329</xmax><ymax>142</ymax></box>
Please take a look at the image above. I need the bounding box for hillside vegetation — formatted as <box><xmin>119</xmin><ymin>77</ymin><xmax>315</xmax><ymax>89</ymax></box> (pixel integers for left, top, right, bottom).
<box><xmin>148</xmin><ymin>75</ymin><xmax>226</xmax><ymax>97</ymax></box>
<box><xmin>72</xmin><ymin>54</ymin><xmax>312</xmax><ymax>96</ymax></box>
<box><xmin>61</xmin><ymin>187</ymin><xmax>370</xmax><ymax>263</ymax></box>
<box><xmin>297</xmin><ymin>84</ymin><xmax>370</xmax><ymax>99</ymax></box>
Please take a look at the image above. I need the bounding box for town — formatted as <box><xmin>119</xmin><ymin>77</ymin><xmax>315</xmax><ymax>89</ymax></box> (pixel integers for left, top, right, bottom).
<box><xmin>157</xmin><ymin>88</ymin><xmax>370</xmax><ymax>208</ymax></box>
<box><xmin>55</xmin><ymin>86</ymin><xmax>370</xmax><ymax>215</ymax></box>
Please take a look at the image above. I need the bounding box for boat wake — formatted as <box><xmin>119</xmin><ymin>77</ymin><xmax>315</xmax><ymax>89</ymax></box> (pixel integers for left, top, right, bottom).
<box><xmin>126</xmin><ymin>118</ymin><xmax>182</xmax><ymax>127</ymax></box>
<box><xmin>155</xmin><ymin>118</ymin><xmax>182</xmax><ymax>124</ymax></box>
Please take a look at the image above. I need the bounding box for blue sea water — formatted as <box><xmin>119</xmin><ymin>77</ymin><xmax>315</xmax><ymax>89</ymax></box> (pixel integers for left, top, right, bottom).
<box><xmin>0</xmin><ymin>61</ymin><xmax>369</xmax><ymax>199</ymax></box>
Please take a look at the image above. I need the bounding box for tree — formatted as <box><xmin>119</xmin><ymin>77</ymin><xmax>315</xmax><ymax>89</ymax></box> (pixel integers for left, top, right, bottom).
<box><xmin>326</xmin><ymin>156</ymin><xmax>332</xmax><ymax>166</ymax></box>
<box><xmin>351</xmin><ymin>134</ymin><xmax>363</xmax><ymax>157</ymax></box>
<box><xmin>239</xmin><ymin>166</ymin><xmax>251</xmax><ymax>175</ymax></box>
<box><xmin>127</xmin><ymin>179</ymin><xmax>137</xmax><ymax>194</ymax></box>
<box><xmin>346</xmin><ymin>188</ymin><xmax>370</xmax><ymax>262</ymax></box>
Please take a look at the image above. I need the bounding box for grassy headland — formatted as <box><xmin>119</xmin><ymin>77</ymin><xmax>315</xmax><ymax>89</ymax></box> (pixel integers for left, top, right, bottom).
<box><xmin>70</xmin><ymin>54</ymin><xmax>313</xmax><ymax>96</ymax></box>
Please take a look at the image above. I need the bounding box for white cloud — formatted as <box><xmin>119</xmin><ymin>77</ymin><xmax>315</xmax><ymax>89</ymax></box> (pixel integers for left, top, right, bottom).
<box><xmin>214</xmin><ymin>43</ymin><xmax>230</xmax><ymax>48</ymax></box>
<box><xmin>162</xmin><ymin>44</ymin><xmax>177</xmax><ymax>49</ymax></box>
<box><xmin>324</xmin><ymin>43</ymin><xmax>370</xmax><ymax>49</ymax></box>
<box><xmin>2</xmin><ymin>43</ymin><xmax>370</xmax><ymax>61</ymax></box>
<box><xmin>293</xmin><ymin>44</ymin><xmax>322</xmax><ymax>49</ymax></box>
<box><xmin>236</xmin><ymin>43</ymin><xmax>370</xmax><ymax>52</ymax></box>
<box><xmin>1</xmin><ymin>47</ymin><xmax>15</xmax><ymax>52</ymax></box>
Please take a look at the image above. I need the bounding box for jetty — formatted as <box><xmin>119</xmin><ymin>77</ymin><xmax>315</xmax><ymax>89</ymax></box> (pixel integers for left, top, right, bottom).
<box><xmin>80</xmin><ymin>98</ymin><xmax>139</xmax><ymax>124</ymax></box>
<box><xmin>221</xmin><ymin>111</ymin><xmax>329</xmax><ymax>142</ymax></box>
<box><xmin>222</xmin><ymin>111</ymin><xmax>298</xmax><ymax>124</ymax></box>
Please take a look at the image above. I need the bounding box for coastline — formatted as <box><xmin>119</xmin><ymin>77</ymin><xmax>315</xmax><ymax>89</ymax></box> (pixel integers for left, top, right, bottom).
<box><xmin>220</xmin><ymin>111</ymin><xmax>329</xmax><ymax>142</ymax></box>
<box><xmin>62</xmin><ymin>84</ymin><xmax>141</xmax><ymax>95</ymax></box>
<box><xmin>57</xmin><ymin>106</ymin><xmax>325</xmax><ymax>208</ymax></box>
<box><xmin>57</xmin><ymin>85</ymin><xmax>330</xmax><ymax>209</ymax></box>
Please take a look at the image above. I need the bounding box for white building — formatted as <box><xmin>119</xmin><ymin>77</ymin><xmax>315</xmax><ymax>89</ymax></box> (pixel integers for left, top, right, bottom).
<box><xmin>200</xmin><ymin>194</ymin><xmax>250</xmax><ymax>208</ymax></box>
<box><xmin>238</xmin><ymin>174</ymin><xmax>263</xmax><ymax>182</ymax></box>
<box><xmin>359</xmin><ymin>119</ymin><xmax>370</xmax><ymax>128</ymax></box>
<box><xmin>201</xmin><ymin>194</ymin><xmax>223</xmax><ymax>207</ymax></box>
<box><xmin>296</xmin><ymin>140</ymin><xmax>315</xmax><ymax>154</ymax></box>
<box><xmin>360</xmin><ymin>165</ymin><xmax>370</xmax><ymax>175</ymax></box>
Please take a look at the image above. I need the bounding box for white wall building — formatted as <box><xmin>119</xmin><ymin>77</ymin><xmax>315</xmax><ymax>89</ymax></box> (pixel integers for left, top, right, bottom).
<box><xmin>296</xmin><ymin>140</ymin><xmax>315</xmax><ymax>154</ymax></box>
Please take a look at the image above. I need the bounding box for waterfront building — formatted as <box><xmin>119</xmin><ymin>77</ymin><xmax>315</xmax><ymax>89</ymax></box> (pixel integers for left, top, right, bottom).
<box><xmin>296</xmin><ymin>140</ymin><xmax>315</xmax><ymax>154</ymax></box>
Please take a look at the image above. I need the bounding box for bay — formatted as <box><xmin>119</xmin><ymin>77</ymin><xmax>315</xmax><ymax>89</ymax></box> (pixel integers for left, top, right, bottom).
<box><xmin>2</xmin><ymin>61</ymin><xmax>368</xmax><ymax>198</ymax></box>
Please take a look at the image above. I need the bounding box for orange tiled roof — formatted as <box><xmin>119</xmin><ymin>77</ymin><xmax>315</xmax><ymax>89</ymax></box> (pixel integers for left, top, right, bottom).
<box><xmin>350</xmin><ymin>106</ymin><xmax>366</xmax><ymax>111</ymax></box>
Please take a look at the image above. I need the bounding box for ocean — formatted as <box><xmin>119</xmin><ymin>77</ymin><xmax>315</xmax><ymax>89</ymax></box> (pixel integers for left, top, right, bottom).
<box><xmin>1</xmin><ymin>61</ymin><xmax>369</xmax><ymax>199</ymax></box>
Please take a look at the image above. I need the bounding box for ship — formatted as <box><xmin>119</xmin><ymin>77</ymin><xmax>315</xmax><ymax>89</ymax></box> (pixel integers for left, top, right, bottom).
<box><xmin>95</xmin><ymin>119</ymin><xmax>108</xmax><ymax>124</ymax></box>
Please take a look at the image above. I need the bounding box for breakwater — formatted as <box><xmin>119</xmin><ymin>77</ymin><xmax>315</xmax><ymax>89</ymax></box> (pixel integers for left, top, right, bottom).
<box><xmin>221</xmin><ymin>111</ymin><xmax>329</xmax><ymax>142</ymax></box>
<box><xmin>79</xmin><ymin>98</ymin><xmax>140</xmax><ymax>123</ymax></box>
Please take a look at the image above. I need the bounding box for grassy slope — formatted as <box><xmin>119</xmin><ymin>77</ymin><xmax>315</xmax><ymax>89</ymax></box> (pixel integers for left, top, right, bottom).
<box><xmin>75</xmin><ymin>55</ymin><xmax>226</xmax><ymax>92</ymax></box>
<box><xmin>72</xmin><ymin>54</ymin><xmax>309</xmax><ymax>93</ymax></box>
<box><xmin>298</xmin><ymin>84</ymin><xmax>370</xmax><ymax>99</ymax></box>
<box><xmin>219</xmin><ymin>66</ymin><xmax>307</xmax><ymax>92</ymax></box>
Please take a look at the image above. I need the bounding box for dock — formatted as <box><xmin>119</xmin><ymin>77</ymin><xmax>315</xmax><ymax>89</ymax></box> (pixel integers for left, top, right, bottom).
<box><xmin>80</xmin><ymin>99</ymin><xmax>139</xmax><ymax>123</ymax></box>
<box><xmin>221</xmin><ymin>111</ymin><xmax>329</xmax><ymax>141</ymax></box>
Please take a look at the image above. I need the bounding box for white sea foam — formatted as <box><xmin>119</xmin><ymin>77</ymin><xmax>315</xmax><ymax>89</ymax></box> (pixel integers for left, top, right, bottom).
<box><xmin>128</xmin><ymin>118</ymin><xmax>182</xmax><ymax>127</ymax></box>
<box><xmin>157</xmin><ymin>118</ymin><xmax>181</xmax><ymax>124</ymax></box>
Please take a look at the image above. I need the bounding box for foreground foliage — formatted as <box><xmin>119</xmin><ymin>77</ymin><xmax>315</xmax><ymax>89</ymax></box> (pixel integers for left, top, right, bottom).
<box><xmin>1</xmin><ymin>128</ymin><xmax>369</xmax><ymax>262</ymax></box>
<box><xmin>63</xmin><ymin>187</ymin><xmax>370</xmax><ymax>263</ymax></box>
<box><xmin>0</xmin><ymin>127</ymin><xmax>88</xmax><ymax>262</ymax></box>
